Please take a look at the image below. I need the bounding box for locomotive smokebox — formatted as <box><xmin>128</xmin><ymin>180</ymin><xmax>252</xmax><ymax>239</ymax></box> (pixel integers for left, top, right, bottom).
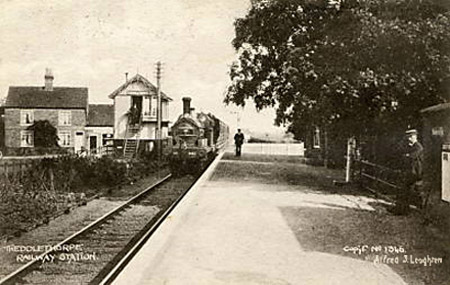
<box><xmin>182</xmin><ymin>97</ymin><xmax>192</xmax><ymax>115</ymax></box>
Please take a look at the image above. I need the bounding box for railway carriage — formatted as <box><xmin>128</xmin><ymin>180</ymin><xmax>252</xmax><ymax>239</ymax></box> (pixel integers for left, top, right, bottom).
<box><xmin>169</xmin><ymin>97</ymin><xmax>229</xmax><ymax>175</ymax></box>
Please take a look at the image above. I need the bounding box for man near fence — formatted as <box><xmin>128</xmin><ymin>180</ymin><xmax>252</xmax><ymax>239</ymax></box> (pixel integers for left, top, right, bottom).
<box><xmin>391</xmin><ymin>128</ymin><xmax>424</xmax><ymax>215</ymax></box>
<box><xmin>234</xmin><ymin>129</ymin><xmax>245</xmax><ymax>157</ymax></box>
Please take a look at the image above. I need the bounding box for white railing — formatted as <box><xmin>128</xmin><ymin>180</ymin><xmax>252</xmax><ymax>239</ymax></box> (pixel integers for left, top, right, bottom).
<box><xmin>229</xmin><ymin>143</ymin><xmax>305</xmax><ymax>156</ymax></box>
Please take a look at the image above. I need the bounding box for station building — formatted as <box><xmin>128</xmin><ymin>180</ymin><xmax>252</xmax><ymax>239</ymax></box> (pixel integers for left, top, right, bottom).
<box><xmin>107</xmin><ymin>73</ymin><xmax>172</xmax><ymax>157</ymax></box>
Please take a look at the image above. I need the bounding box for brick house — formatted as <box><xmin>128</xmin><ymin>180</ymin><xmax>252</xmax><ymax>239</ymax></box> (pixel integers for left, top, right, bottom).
<box><xmin>2</xmin><ymin>69</ymin><xmax>88</xmax><ymax>154</ymax></box>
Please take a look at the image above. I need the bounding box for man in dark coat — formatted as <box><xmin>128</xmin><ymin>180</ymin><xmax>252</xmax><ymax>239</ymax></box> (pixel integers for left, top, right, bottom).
<box><xmin>234</xmin><ymin>129</ymin><xmax>245</xmax><ymax>157</ymax></box>
<box><xmin>391</xmin><ymin>128</ymin><xmax>424</xmax><ymax>215</ymax></box>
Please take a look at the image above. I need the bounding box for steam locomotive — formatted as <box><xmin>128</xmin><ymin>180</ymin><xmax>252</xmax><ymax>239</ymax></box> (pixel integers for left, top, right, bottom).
<box><xmin>169</xmin><ymin>97</ymin><xmax>229</xmax><ymax>175</ymax></box>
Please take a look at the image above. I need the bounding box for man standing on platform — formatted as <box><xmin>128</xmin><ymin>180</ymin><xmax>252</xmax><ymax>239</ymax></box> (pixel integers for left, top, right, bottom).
<box><xmin>234</xmin><ymin>129</ymin><xmax>245</xmax><ymax>157</ymax></box>
<box><xmin>391</xmin><ymin>128</ymin><xmax>424</xmax><ymax>215</ymax></box>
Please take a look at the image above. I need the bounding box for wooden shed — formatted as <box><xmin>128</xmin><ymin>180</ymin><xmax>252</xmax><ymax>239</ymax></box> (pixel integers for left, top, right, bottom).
<box><xmin>420</xmin><ymin>102</ymin><xmax>450</xmax><ymax>202</ymax></box>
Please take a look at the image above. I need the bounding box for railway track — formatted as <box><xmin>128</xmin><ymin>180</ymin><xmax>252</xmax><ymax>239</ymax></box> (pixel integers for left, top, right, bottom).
<box><xmin>0</xmin><ymin>173</ymin><xmax>199</xmax><ymax>285</ymax></box>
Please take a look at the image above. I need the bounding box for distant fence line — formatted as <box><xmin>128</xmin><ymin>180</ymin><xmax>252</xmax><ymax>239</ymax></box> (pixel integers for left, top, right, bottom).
<box><xmin>240</xmin><ymin>143</ymin><xmax>305</xmax><ymax>156</ymax></box>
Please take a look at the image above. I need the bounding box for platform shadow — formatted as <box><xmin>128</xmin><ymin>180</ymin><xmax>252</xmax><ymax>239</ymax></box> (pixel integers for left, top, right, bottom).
<box><xmin>211</xmin><ymin>158</ymin><xmax>379</xmax><ymax>200</ymax></box>
<box><xmin>280</xmin><ymin>205</ymin><xmax>450</xmax><ymax>285</ymax></box>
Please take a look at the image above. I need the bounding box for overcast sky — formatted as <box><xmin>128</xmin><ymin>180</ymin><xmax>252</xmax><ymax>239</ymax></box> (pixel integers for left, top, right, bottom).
<box><xmin>0</xmin><ymin>0</ymin><xmax>286</xmax><ymax>135</ymax></box>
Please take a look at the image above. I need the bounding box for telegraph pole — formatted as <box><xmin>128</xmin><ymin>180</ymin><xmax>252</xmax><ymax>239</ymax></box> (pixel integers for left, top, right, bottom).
<box><xmin>156</xmin><ymin>61</ymin><xmax>162</xmax><ymax>162</ymax></box>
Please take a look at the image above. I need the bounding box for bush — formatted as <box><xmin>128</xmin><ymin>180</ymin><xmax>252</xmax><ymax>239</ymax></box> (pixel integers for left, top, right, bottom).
<box><xmin>38</xmin><ymin>155</ymin><xmax>129</xmax><ymax>190</ymax></box>
<box><xmin>0</xmin><ymin>152</ymin><xmax>165</xmax><ymax>237</ymax></box>
<box><xmin>126</xmin><ymin>149</ymin><xmax>169</xmax><ymax>180</ymax></box>
<box><xmin>89</xmin><ymin>156</ymin><xmax>128</xmax><ymax>187</ymax></box>
<box><xmin>0</xmin><ymin>172</ymin><xmax>58</xmax><ymax>236</ymax></box>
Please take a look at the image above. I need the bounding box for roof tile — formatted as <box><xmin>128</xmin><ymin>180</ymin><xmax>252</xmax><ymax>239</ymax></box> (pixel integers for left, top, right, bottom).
<box><xmin>87</xmin><ymin>104</ymin><xmax>114</xmax><ymax>127</ymax></box>
<box><xmin>6</xmin><ymin>86</ymin><xmax>88</xmax><ymax>109</ymax></box>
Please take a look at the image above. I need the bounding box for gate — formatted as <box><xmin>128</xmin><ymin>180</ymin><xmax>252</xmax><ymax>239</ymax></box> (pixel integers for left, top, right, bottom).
<box><xmin>354</xmin><ymin>159</ymin><xmax>401</xmax><ymax>201</ymax></box>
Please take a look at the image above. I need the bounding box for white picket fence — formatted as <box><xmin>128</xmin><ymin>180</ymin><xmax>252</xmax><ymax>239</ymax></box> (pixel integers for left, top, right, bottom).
<box><xmin>228</xmin><ymin>143</ymin><xmax>305</xmax><ymax>156</ymax></box>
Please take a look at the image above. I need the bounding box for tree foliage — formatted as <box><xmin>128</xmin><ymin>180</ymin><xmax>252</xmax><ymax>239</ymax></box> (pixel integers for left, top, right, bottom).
<box><xmin>27</xmin><ymin>120</ymin><xmax>59</xmax><ymax>148</ymax></box>
<box><xmin>226</xmin><ymin>0</ymin><xmax>450</xmax><ymax>141</ymax></box>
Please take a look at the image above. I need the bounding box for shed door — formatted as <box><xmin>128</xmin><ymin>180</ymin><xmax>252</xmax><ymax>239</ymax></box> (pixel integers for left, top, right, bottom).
<box><xmin>90</xmin><ymin>136</ymin><xmax>98</xmax><ymax>151</ymax></box>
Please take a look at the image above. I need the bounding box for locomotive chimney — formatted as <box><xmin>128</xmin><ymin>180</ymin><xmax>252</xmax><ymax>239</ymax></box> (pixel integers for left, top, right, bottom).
<box><xmin>182</xmin><ymin>97</ymin><xmax>191</xmax><ymax>115</ymax></box>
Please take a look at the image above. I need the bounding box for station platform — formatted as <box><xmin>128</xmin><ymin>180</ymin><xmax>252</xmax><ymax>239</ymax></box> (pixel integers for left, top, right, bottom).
<box><xmin>112</xmin><ymin>149</ymin><xmax>406</xmax><ymax>285</ymax></box>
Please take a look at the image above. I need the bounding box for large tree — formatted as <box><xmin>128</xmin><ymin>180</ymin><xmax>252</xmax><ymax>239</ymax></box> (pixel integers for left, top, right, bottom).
<box><xmin>226</xmin><ymin>0</ymin><xmax>450</xmax><ymax>143</ymax></box>
<box><xmin>27</xmin><ymin>120</ymin><xmax>59</xmax><ymax>148</ymax></box>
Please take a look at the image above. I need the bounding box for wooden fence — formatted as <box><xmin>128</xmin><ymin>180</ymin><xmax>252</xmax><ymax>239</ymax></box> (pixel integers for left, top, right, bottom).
<box><xmin>0</xmin><ymin>159</ymin><xmax>39</xmax><ymax>176</ymax></box>
<box><xmin>0</xmin><ymin>154</ymin><xmax>73</xmax><ymax>177</ymax></box>
<box><xmin>78</xmin><ymin>145</ymin><xmax>115</xmax><ymax>157</ymax></box>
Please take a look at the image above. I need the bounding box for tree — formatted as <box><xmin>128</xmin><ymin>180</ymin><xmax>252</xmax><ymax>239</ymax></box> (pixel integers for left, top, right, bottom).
<box><xmin>27</xmin><ymin>120</ymin><xmax>59</xmax><ymax>148</ymax></box>
<box><xmin>226</xmin><ymin>0</ymin><xmax>450</xmax><ymax>149</ymax></box>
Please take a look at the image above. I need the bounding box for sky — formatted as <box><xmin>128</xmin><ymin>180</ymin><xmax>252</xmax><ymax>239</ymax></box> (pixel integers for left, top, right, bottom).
<box><xmin>0</xmin><ymin>0</ymin><xmax>287</xmax><ymax>135</ymax></box>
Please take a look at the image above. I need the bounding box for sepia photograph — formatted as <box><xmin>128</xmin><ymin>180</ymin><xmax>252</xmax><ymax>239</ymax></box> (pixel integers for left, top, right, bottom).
<box><xmin>0</xmin><ymin>0</ymin><xmax>449</xmax><ymax>284</ymax></box>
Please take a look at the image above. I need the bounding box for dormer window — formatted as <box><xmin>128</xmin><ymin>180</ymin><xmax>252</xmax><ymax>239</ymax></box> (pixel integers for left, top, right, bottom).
<box><xmin>20</xmin><ymin>110</ymin><xmax>34</xmax><ymax>126</ymax></box>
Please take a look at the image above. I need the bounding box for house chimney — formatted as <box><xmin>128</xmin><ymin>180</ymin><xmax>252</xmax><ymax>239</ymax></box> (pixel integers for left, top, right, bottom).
<box><xmin>44</xmin><ymin>68</ymin><xmax>54</xmax><ymax>91</ymax></box>
<box><xmin>125</xmin><ymin>72</ymin><xmax>128</xmax><ymax>82</ymax></box>
<box><xmin>182</xmin><ymin>97</ymin><xmax>191</xmax><ymax>115</ymax></box>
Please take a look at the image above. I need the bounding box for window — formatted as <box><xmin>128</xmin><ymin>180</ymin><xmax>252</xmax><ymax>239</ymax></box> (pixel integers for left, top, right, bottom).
<box><xmin>163</xmin><ymin>103</ymin><xmax>169</xmax><ymax>120</ymax></box>
<box><xmin>102</xmin><ymin>133</ymin><xmax>113</xmax><ymax>145</ymax></box>
<box><xmin>313</xmin><ymin>127</ymin><xmax>321</xmax><ymax>149</ymax></box>
<box><xmin>151</xmin><ymin>97</ymin><xmax>157</xmax><ymax>117</ymax></box>
<box><xmin>58</xmin><ymin>131</ymin><xmax>71</xmax><ymax>147</ymax></box>
<box><xmin>143</xmin><ymin>97</ymin><xmax>150</xmax><ymax>116</ymax></box>
<box><xmin>181</xmin><ymin>128</ymin><xmax>194</xmax><ymax>135</ymax></box>
<box><xmin>20</xmin><ymin>110</ymin><xmax>34</xmax><ymax>126</ymax></box>
<box><xmin>20</xmin><ymin>130</ymin><xmax>34</xmax><ymax>147</ymax></box>
<box><xmin>59</xmin><ymin>111</ymin><xmax>71</xmax><ymax>126</ymax></box>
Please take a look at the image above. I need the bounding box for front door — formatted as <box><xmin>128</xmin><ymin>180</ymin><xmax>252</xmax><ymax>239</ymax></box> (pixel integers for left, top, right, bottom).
<box><xmin>74</xmin><ymin>131</ymin><xmax>84</xmax><ymax>153</ymax></box>
<box><xmin>89</xmin><ymin>136</ymin><xmax>97</xmax><ymax>153</ymax></box>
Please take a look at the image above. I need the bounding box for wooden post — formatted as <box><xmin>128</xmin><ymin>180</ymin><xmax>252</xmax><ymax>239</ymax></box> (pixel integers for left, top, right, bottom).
<box><xmin>49</xmin><ymin>167</ymin><xmax>55</xmax><ymax>192</ymax></box>
<box><xmin>323</xmin><ymin>128</ymin><xmax>328</xmax><ymax>168</ymax></box>
<box><xmin>345</xmin><ymin>137</ymin><xmax>356</xmax><ymax>183</ymax></box>
<box><xmin>156</xmin><ymin>61</ymin><xmax>162</xmax><ymax>164</ymax></box>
